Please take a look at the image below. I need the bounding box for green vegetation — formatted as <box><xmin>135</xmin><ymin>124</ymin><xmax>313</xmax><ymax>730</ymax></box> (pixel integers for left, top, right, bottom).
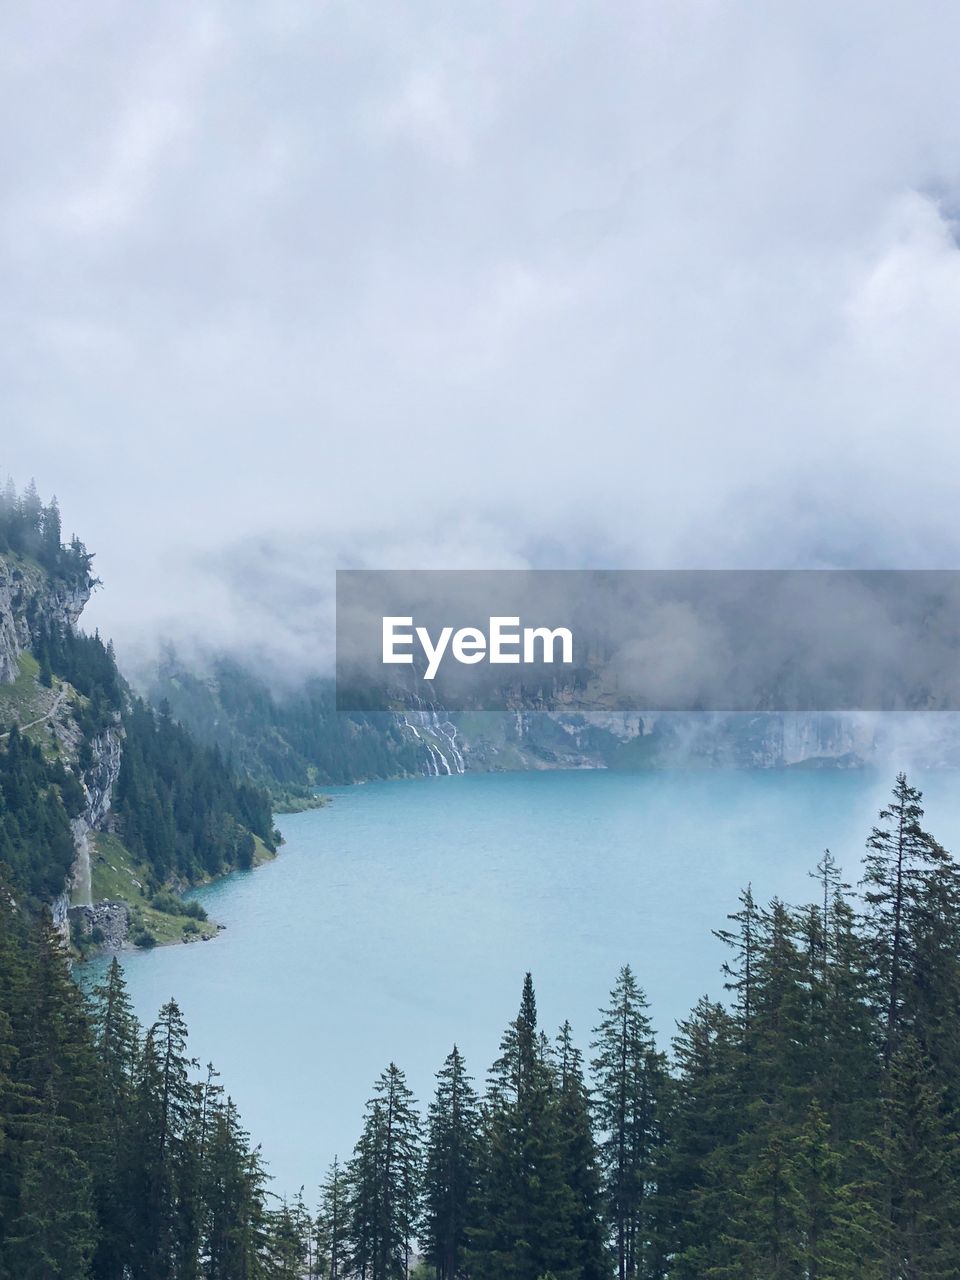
<box><xmin>115</xmin><ymin>696</ymin><xmax>277</xmax><ymax>887</ymax></box>
<box><xmin>252</xmin><ymin>832</ymin><xmax>278</xmax><ymax>865</ymax></box>
<box><xmin>89</xmin><ymin>832</ymin><xmax>146</xmax><ymax>903</ymax></box>
<box><xmin>0</xmin><ymin>914</ymin><xmax>294</xmax><ymax>1277</ymax></box>
<box><xmin>0</xmin><ymin>651</ymin><xmax>44</xmax><ymax>724</ymax></box>
<box><xmin>34</xmin><ymin>619</ymin><xmax>123</xmax><ymax>733</ymax></box>
<box><xmin>1</xmin><ymin>614</ymin><xmax>274</xmax><ymax>921</ymax></box>
<box><xmin>150</xmin><ymin>651</ymin><xmax>429</xmax><ymax>790</ymax></box>
<box><xmin>149</xmin><ymin>890</ymin><xmax>208</xmax><ymax>920</ymax></box>
<box><xmin>0</xmin><ymin>476</ymin><xmax>93</xmax><ymax>585</ymax></box>
<box><xmin>1</xmin><ymin>487</ymin><xmax>276</xmax><ymax>921</ymax></box>
<box><xmin>90</xmin><ymin>833</ymin><xmax>219</xmax><ymax>944</ymax></box>
<box><xmin>0</xmin><ymin>723</ymin><xmax>84</xmax><ymax>905</ymax></box>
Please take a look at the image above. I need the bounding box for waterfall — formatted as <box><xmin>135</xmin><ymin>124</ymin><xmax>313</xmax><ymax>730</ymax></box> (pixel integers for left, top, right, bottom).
<box><xmin>400</xmin><ymin>696</ymin><xmax>466</xmax><ymax>776</ymax></box>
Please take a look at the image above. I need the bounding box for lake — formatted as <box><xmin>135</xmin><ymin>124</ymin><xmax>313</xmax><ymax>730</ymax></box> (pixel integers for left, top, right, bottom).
<box><xmin>80</xmin><ymin>767</ymin><xmax>960</xmax><ymax>1199</ymax></box>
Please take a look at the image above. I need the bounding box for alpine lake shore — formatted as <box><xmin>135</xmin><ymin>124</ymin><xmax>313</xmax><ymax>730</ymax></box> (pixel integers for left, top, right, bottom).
<box><xmin>70</xmin><ymin>793</ymin><xmax>328</xmax><ymax>958</ymax></box>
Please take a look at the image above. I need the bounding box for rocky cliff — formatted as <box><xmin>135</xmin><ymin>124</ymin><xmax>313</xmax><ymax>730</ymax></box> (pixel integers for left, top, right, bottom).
<box><xmin>449</xmin><ymin>708</ymin><xmax>960</xmax><ymax>773</ymax></box>
<box><xmin>0</xmin><ymin>553</ymin><xmax>89</xmax><ymax>683</ymax></box>
<box><xmin>52</xmin><ymin>724</ymin><xmax>124</xmax><ymax>925</ymax></box>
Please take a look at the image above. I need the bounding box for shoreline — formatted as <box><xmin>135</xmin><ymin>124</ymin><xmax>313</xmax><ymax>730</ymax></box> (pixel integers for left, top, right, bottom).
<box><xmin>70</xmin><ymin>823</ymin><xmax>289</xmax><ymax>960</ymax></box>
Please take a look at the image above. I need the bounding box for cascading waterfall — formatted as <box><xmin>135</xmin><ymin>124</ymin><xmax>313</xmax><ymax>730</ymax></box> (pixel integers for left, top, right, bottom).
<box><xmin>400</xmin><ymin>695</ymin><xmax>466</xmax><ymax>776</ymax></box>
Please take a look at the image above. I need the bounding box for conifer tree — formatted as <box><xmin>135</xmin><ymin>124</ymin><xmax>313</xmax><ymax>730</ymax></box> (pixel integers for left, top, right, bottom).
<box><xmin>554</xmin><ymin>1021</ymin><xmax>609</xmax><ymax>1280</ymax></box>
<box><xmin>902</xmin><ymin>833</ymin><xmax>960</xmax><ymax>1107</ymax></box>
<box><xmin>717</xmin><ymin>1129</ymin><xmax>801</xmax><ymax>1279</ymax></box>
<box><xmin>714</xmin><ymin>884</ymin><xmax>761</xmax><ymax>1044</ymax></box>
<box><xmin>469</xmin><ymin>974</ymin><xmax>579</xmax><ymax>1280</ymax></box>
<box><xmin>315</xmin><ymin>1156</ymin><xmax>350</xmax><ymax>1279</ymax></box>
<box><xmin>267</xmin><ymin>1192</ymin><xmax>313</xmax><ymax>1279</ymax></box>
<box><xmin>817</xmin><ymin>876</ymin><xmax>879</xmax><ymax>1155</ymax></box>
<box><xmin>660</xmin><ymin>998</ymin><xmax>740</xmax><ymax>1277</ymax></box>
<box><xmin>3</xmin><ymin>1080</ymin><xmax>97</xmax><ymax>1280</ymax></box>
<box><xmin>861</xmin><ymin>773</ymin><xmax>949</xmax><ymax>1064</ymax></box>
<box><xmin>128</xmin><ymin>999</ymin><xmax>200</xmax><ymax>1280</ymax></box>
<box><xmin>90</xmin><ymin>958</ymin><xmax>141</xmax><ymax>1280</ymax></box>
<box><xmin>788</xmin><ymin>1099</ymin><xmax>884</xmax><ymax>1280</ymax></box>
<box><xmin>877</xmin><ymin>1037</ymin><xmax>960</xmax><ymax>1278</ymax></box>
<box><xmin>421</xmin><ymin>1046</ymin><xmax>480</xmax><ymax>1280</ymax></box>
<box><xmin>40</xmin><ymin>497</ymin><xmax>62</xmax><ymax>571</ymax></box>
<box><xmin>203</xmin><ymin>1095</ymin><xmax>272</xmax><ymax>1279</ymax></box>
<box><xmin>347</xmin><ymin>1063</ymin><xmax>421</xmax><ymax>1280</ymax></box>
<box><xmin>750</xmin><ymin>898</ymin><xmax>812</xmax><ymax>1124</ymax></box>
<box><xmin>591</xmin><ymin>966</ymin><xmax>664</xmax><ymax>1280</ymax></box>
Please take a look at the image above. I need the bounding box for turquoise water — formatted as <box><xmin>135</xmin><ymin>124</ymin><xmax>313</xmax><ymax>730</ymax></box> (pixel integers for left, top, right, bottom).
<box><xmin>80</xmin><ymin>768</ymin><xmax>960</xmax><ymax>1198</ymax></box>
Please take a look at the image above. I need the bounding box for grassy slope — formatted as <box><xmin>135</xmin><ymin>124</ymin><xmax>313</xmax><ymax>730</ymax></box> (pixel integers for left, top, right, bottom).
<box><xmin>90</xmin><ymin>832</ymin><xmax>221</xmax><ymax>944</ymax></box>
<box><xmin>0</xmin><ymin>651</ymin><xmax>43</xmax><ymax>720</ymax></box>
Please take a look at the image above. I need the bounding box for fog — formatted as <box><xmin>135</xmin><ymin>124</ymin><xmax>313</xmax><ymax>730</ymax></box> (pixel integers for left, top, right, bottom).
<box><xmin>3</xmin><ymin>2</ymin><xmax>960</xmax><ymax>671</ymax></box>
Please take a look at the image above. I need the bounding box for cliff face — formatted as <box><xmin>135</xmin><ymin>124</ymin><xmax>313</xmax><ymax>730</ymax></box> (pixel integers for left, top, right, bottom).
<box><xmin>65</xmin><ymin>725</ymin><xmax>124</xmax><ymax>912</ymax></box>
<box><xmin>450</xmin><ymin>709</ymin><xmax>915</xmax><ymax>772</ymax></box>
<box><xmin>0</xmin><ymin>551</ymin><xmax>124</xmax><ymax>926</ymax></box>
<box><xmin>46</xmin><ymin>719</ymin><xmax>124</xmax><ymax>932</ymax></box>
<box><xmin>0</xmin><ymin>553</ymin><xmax>89</xmax><ymax>683</ymax></box>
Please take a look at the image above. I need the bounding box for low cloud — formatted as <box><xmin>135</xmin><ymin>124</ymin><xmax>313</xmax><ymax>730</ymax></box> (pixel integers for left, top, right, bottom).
<box><xmin>1</xmin><ymin>1</ymin><xmax>960</xmax><ymax>672</ymax></box>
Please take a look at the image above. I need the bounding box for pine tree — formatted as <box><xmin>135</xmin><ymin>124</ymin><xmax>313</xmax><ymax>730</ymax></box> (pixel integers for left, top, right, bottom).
<box><xmin>40</xmin><ymin>497</ymin><xmax>62</xmax><ymax>572</ymax></box>
<box><xmin>788</xmin><ymin>1099</ymin><xmax>884</xmax><ymax>1280</ymax></box>
<box><xmin>203</xmin><ymin>1095</ymin><xmax>272</xmax><ymax>1280</ymax></box>
<box><xmin>315</xmin><ymin>1157</ymin><xmax>350</xmax><ymax>1279</ymax></box>
<box><xmin>903</xmin><ymin>834</ymin><xmax>960</xmax><ymax>1111</ymax></box>
<box><xmin>818</xmin><ymin>876</ymin><xmax>879</xmax><ymax>1157</ymax></box>
<box><xmin>714</xmin><ymin>884</ymin><xmax>761</xmax><ymax>1045</ymax></box>
<box><xmin>717</xmin><ymin>1128</ymin><xmax>801</xmax><ymax>1279</ymax></box>
<box><xmin>128</xmin><ymin>999</ymin><xmax>200</xmax><ymax>1280</ymax></box>
<box><xmin>469</xmin><ymin>974</ymin><xmax>579</xmax><ymax>1280</ymax></box>
<box><xmin>590</xmin><ymin>965</ymin><xmax>664</xmax><ymax>1280</ymax></box>
<box><xmin>89</xmin><ymin>958</ymin><xmax>141</xmax><ymax>1280</ymax></box>
<box><xmin>266</xmin><ymin>1192</ymin><xmax>312</xmax><ymax>1279</ymax></box>
<box><xmin>421</xmin><ymin>1046</ymin><xmax>480</xmax><ymax>1280</ymax></box>
<box><xmin>861</xmin><ymin>773</ymin><xmax>950</xmax><ymax>1065</ymax></box>
<box><xmin>751</xmin><ymin>898</ymin><xmax>812</xmax><ymax>1124</ymax></box>
<box><xmin>0</xmin><ymin>913</ymin><xmax>101</xmax><ymax>1279</ymax></box>
<box><xmin>877</xmin><ymin>1037</ymin><xmax>960</xmax><ymax>1279</ymax></box>
<box><xmin>660</xmin><ymin>998</ymin><xmax>740</xmax><ymax>1277</ymax></box>
<box><xmin>554</xmin><ymin>1022</ymin><xmax>609</xmax><ymax>1280</ymax></box>
<box><xmin>2</xmin><ymin>1080</ymin><xmax>97</xmax><ymax>1280</ymax></box>
<box><xmin>347</xmin><ymin>1063</ymin><xmax>421</xmax><ymax>1280</ymax></box>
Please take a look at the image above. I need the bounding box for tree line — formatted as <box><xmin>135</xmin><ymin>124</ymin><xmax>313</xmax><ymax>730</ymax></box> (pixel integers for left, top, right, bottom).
<box><xmin>113</xmin><ymin>698</ymin><xmax>277</xmax><ymax>888</ymax></box>
<box><xmin>149</xmin><ymin>652</ymin><xmax>433</xmax><ymax>797</ymax></box>
<box><xmin>0</xmin><ymin>478</ymin><xmax>93</xmax><ymax>584</ymax></box>
<box><xmin>0</xmin><ymin>896</ymin><xmax>304</xmax><ymax>1278</ymax></box>
<box><xmin>0</xmin><ymin>726</ymin><xmax>85</xmax><ymax>904</ymax></box>
<box><xmin>4</xmin><ymin>771</ymin><xmax>960</xmax><ymax>1278</ymax></box>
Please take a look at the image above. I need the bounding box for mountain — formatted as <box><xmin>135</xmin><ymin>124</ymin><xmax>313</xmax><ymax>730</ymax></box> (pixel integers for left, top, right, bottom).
<box><xmin>146</xmin><ymin>647</ymin><xmax>960</xmax><ymax>796</ymax></box>
<box><xmin>145</xmin><ymin>649</ymin><xmax>450</xmax><ymax>800</ymax></box>
<box><xmin>0</xmin><ymin>482</ymin><xmax>275</xmax><ymax>952</ymax></box>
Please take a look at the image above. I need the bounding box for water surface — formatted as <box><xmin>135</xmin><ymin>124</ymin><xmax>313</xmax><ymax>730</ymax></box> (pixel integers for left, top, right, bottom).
<box><xmin>82</xmin><ymin>768</ymin><xmax>960</xmax><ymax>1197</ymax></box>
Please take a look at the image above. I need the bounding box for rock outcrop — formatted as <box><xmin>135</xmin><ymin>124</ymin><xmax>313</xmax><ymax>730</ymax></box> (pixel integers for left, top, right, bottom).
<box><xmin>0</xmin><ymin>553</ymin><xmax>89</xmax><ymax>683</ymax></box>
<box><xmin>69</xmin><ymin>724</ymin><xmax>124</xmax><ymax>908</ymax></box>
<box><xmin>450</xmin><ymin>708</ymin><xmax>959</xmax><ymax>771</ymax></box>
<box><xmin>67</xmin><ymin>900</ymin><xmax>130</xmax><ymax>951</ymax></box>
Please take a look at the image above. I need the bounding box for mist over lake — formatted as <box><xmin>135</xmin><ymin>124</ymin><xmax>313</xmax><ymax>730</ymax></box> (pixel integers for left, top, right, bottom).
<box><xmin>78</xmin><ymin>767</ymin><xmax>960</xmax><ymax>1198</ymax></box>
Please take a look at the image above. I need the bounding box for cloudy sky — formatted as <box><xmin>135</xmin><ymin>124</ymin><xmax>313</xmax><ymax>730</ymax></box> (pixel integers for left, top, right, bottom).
<box><xmin>3</xmin><ymin>1</ymin><xmax>960</xmax><ymax>667</ymax></box>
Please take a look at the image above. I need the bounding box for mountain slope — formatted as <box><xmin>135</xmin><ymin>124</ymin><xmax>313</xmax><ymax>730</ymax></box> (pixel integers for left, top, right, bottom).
<box><xmin>0</xmin><ymin>484</ymin><xmax>276</xmax><ymax>949</ymax></box>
